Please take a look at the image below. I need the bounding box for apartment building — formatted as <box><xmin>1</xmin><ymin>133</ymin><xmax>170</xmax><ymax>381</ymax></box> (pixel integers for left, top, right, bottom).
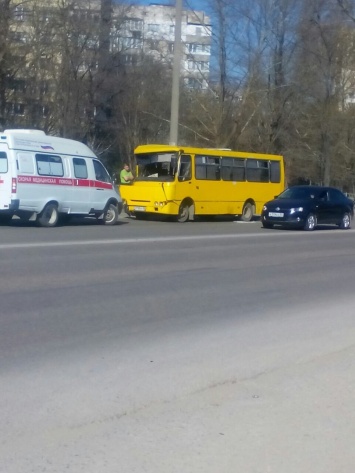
<box><xmin>1</xmin><ymin>1</ymin><xmax>211</xmax><ymax>128</ymax></box>
<box><xmin>111</xmin><ymin>3</ymin><xmax>212</xmax><ymax>89</ymax></box>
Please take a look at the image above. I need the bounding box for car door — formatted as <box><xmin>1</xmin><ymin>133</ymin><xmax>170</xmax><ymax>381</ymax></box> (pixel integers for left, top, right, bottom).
<box><xmin>328</xmin><ymin>188</ymin><xmax>348</xmax><ymax>224</ymax></box>
<box><xmin>315</xmin><ymin>189</ymin><xmax>331</xmax><ymax>224</ymax></box>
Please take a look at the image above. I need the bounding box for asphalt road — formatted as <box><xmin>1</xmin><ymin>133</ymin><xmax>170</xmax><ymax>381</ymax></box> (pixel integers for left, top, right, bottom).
<box><xmin>1</xmin><ymin>214</ymin><xmax>355</xmax><ymax>473</ymax></box>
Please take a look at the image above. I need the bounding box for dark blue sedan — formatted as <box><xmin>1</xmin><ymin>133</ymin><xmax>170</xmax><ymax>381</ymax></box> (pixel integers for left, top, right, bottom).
<box><xmin>261</xmin><ymin>185</ymin><xmax>354</xmax><ymax>230</ymax></box>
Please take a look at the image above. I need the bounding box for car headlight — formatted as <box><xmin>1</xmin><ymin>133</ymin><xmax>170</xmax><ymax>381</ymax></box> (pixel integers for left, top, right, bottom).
<box><xmin>263</xmin><ymin>205</ymin><xmax>267</xmax><ymax>211</ymax></box>
<box><xmin>290</xmin><ymin>207</ymin><xmax>303</xmax><ymax>214</ymax></box>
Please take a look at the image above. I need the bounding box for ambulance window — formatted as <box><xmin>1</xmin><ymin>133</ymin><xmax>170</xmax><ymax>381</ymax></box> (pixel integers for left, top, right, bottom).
<box><xmin>93</xmin><ymin>159</ymin><xmax>111</xmax><ymax>183</ymax></box>
<box><xmin>36</xmin><ymin>154</ymin><xmax>64</xmax><ymax>176</ymax></box>
<box><xmin>0</xmin><ymin>152</ymin><xmax>7</xmax><ymax>173</ymax></box>
<box><xmin>18</xmin><ymin>153</ymin><xmax>34</xmax><ymax>174</ymax></box>
<box><xmin>73</xmin><ymin>158</ymin><xmax>88</xmax><ymax>179</ymax></box>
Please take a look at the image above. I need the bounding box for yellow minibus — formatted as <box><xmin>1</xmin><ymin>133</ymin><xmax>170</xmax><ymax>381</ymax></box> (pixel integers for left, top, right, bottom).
<box><xmin>120</xmin><ymin>144</ymin><xmax>285</xmax><ymax>222</ymax></box>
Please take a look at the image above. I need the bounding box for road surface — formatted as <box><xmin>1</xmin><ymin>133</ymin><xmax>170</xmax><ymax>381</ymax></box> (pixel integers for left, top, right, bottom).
<box><xmin>1</xmin><ymin>216</ymin><xmax>355</xmax><ymax>472</ymax></box>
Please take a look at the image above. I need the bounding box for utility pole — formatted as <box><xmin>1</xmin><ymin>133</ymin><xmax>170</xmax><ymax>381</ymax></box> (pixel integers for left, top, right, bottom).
<box><xmin>169</xmin><ymin>0</ymin><xmax>183</xmax><ymax>146</ymax></box>
<box><xmin>95</xmin><ymin>0</ymin><xmax>113</xmax><ymax>131</ymax></box>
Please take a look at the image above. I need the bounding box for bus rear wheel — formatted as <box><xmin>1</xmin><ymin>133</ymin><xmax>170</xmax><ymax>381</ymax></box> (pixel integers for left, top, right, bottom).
<box><xmin>241</xmin><ymin>202</ymin><xmax>255</xmax><ymax>222</ymax></box>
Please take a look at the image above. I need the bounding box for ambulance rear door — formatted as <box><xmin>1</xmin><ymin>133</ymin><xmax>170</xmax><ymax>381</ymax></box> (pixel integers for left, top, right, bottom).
<box><xmin>0</xmin><ymin>149</ymin><xmax>12</xmax><ymax>211</ymax></box>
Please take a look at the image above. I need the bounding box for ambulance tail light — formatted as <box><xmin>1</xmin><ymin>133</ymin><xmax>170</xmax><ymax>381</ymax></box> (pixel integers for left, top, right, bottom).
<box><xmin>12</xmin><ymin>178</ymin><xmax>17</xmax><ymax>193</ymax></box>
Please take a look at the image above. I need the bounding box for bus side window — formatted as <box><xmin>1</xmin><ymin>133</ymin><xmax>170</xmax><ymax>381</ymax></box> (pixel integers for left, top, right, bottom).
<box><xmin>270</xmin><ymin>161</ymin><xmax>280</xmax><ymax>183</ymax></box>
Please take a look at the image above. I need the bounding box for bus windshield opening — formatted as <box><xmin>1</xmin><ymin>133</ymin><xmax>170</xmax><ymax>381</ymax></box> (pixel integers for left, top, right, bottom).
<box><xmin>136</xmin><ymin>152</ymin><xmax>178</xmax><ymax>182</ymax></box>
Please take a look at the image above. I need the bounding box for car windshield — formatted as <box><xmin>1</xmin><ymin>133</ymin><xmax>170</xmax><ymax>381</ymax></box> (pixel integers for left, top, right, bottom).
<box><xmin>278</xmin><ymin>187</ymin><xmax>318</xmax><ymax>200</ymax></box>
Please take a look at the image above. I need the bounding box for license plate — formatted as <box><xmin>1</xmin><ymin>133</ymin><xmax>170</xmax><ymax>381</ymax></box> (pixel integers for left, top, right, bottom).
<box><xmin>134</xmin><ymin>206</ymin><xmax>146</xmax><ymax>212</ymax></box>
<box><xmin>269</xmin><ymin>212</ymin><xmax>284</xmax><ymax>217</ymax></box>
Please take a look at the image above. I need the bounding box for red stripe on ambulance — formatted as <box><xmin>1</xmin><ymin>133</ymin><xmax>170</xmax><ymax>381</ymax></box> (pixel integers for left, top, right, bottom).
<box><xmin>18</xmin><ymin>175</ymin><xmax>113</xmax><ymax>189</ymax></box>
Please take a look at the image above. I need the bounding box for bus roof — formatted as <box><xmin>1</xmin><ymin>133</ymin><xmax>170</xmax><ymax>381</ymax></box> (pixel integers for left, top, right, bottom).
<box><xmin>134</xmin><ymin>144</ymin><xmax>283</xmax><ymax>160</ymax></box>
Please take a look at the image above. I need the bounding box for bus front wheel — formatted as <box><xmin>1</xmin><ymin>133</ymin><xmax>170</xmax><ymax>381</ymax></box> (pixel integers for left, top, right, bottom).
<box><xmin>177</xmin><ymin>203</ymin><xmax>190</xmax><ymax>223</ymax></box>
<box><xmin>241</xmin><ymin>202</ymin><xmax>255</xmax><ymax>222</ymax></box>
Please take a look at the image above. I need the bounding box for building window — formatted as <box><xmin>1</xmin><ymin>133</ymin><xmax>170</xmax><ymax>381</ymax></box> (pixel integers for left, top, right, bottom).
<box><xmin>122</xmin><ymin>54</ymin><xmax>137</xmax><ymax>66</ymax></box>
<box><xmin>39</xmin><ymin>81</ymin><xmax>50</xmax><ymax>95</ymax></box>
<box><xmin>187</xmin><ymin>60</ymin><xmax>209</xmax><ymax>71</ymax></box>
<box><xmin>13</xmin><ymin>6</ymin><xmax>29</xmax><ymax>21</ymax></box>
<box><xmin>186</xmin><ymin>78</ymin><xmax>203</xmax><ymax>89</ymax></box>
<box><xmin>33</xmin><ymin>104</ymin><xmax>50</xmax><ymax>118</ymax></box>
<box><xmin>125</xmin><ymin>19</ymin><xmax>143</xmax><ymax>31</ymax></box>
<box><xmin>8</xmin><ymin>79</ymin><xmax>26</xmax><ymax>92</ymax></box>
<box><xmin>10</xmin><ymin>31</ymin><xmax>29</xmax><ymax>43</ymax></box>
<box><xmin>148</xmin><ymin>24</ymin><xmax>159</xmax><ymax>33</ymax></box>
<box><xmin>188</xmin><ymin>43</ymin><xmax>211</xmax><ymax>54</ymax></box>
<box><xmin>14</xmin><ymin>103</ymin><xmax>25</xmax><ymax>116</ymax></box>
<box><xmin>78</xmin><ymin>60</ymin><xmax>99</xmax><ymax>72</ymax></box>
<box><xmin>121</xmin><ymin>37</ymin><xmax>142</xmax><ymax>49</ymax></box>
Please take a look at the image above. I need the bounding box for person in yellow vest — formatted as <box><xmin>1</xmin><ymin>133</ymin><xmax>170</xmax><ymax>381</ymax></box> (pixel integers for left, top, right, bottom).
<box><xmin>120</xmin><ymin>163</ymin><xmax>134</xmax><ymax>184</ymax></box>
<box><xmin>120</xmin><ymin>163</ymin><xmax>134</xmax><ymax>217</ymax></box>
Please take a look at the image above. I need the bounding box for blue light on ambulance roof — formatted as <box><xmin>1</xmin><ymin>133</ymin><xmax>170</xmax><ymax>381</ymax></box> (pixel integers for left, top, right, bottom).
<box><xmin>1</xmin><ymin>135</ymin><xmax>7</xmax><ymax>139</ymax></box>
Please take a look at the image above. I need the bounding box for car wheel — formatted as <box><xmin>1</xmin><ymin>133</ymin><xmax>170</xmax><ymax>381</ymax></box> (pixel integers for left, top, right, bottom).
<box><xmin>340</xmin><ymin>212</ymin><xmax>351</xmax><ymax>229</ymax></box>
<box><xmin>38</xmin><ymin>203</ymin><xmax>59</xmax><ymax>227</ymax></box>
<box><xmin>304</xmin><ymin>213</ymin><xmax>316</xmax><ymax>231</ymax></box>
<box><xmin>241</xmin><ymin>202</ymin><xmax>254</xmax><ymax>222</ymax></box>
<box><xmin>103</xmin><ymin>203</ymin><xmax>119</xmax><ymax>225</ymax></box>
<box><xmin>177</xmin><ymin>203</ymin><xmax>189</xmax><ymax>223</ymax></box>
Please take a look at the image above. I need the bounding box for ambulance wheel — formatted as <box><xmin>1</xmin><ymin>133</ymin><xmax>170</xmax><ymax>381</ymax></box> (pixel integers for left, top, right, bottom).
<box><xmin>38</xmin><ymin>203</ymin><xmax>59</xmax><ymax>227</ymax></box>
<box><xmin>103</xmin><ymin>203</ymin><xmax>119</xmax><ymax>225</ymax></box>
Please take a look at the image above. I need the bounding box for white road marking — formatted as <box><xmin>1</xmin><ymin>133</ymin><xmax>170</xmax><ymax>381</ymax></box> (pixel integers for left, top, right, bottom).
<box><xmin>0</xmin><ymin>228</ymin><xmax>354</xmax><ymax>250</ymax></box>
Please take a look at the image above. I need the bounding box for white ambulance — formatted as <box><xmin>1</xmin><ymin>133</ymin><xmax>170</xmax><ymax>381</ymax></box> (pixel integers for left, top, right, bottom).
<box><xmin>0</xmin><ymin>129</ymin><xmax>122</xmax><ymax>226</ymax></box>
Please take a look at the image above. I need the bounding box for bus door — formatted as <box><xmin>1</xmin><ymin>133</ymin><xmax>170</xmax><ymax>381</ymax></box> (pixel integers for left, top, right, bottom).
<box><xmin>176</xmin><ymin>155</ymin><xmax>192</xmax><ymax>202</ymax></box>
<box><xmin>193</xmin><ymin>155</ymin><xmax>222</xmax><ymax>214</ymax></box>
